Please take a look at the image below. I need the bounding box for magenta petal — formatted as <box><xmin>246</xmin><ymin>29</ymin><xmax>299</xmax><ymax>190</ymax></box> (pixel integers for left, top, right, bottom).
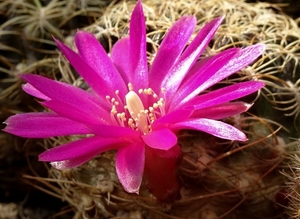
<box><xmin>75</xmin><ymin>31</ymin><xmax>127</xmax><ymax>98</ymax></box>
<box><xmin>152</xmin><ymin>107</ymin><xmax>194</xmax><ymax>129</ymax></box>
<box><xmin>21</xmin><ymin>74</ymin><xmax>107</xmax><ymax>109</ymax></box>
<box><xmin>171</xmin><ymin>48</ymin><xmax>239</xmax><ymax>108</ymax></box>
<box><xmin>21</xmin><ymin>74</ymin><xmax>110</xmax><ymax>123</ymax></box>
<box><xmin>189</xmin><ymin>44</ymin><xmax>265</xmax><ymax>96</ymax></box>
<box><xmin>42</xmin><ymin>99</ymin><xmax>108</xmax><ymax>125</ymax></box>
<box><xmin>128</xmin><ymin>0</ymin><xmax>148</xmax><ymax>90</ymax></box>
<box><xmin>192</xmin><ymin>102</ymin><xmax>252</xmax><ymax>120</ymax></box>
<box><xmin>54</xmin><ymin>38</ymin><xmax>117</xmax><ymax>99</ymax></box>
<box><xmin>161</xmin><ymin>16</ymin><xmax>224</xmax><ymax>106</ymax></box>
<box><xmin>220</xmin><ymin>44</ymin><xmax>265</xmax><ymax>77</ymax></box>
<box><xmin>39</xmin><ymin>136</ymin><xmax>125</xmax><ymax>162</ymax></box>
<box><xmin>88</xmin><ymin>124</ymin><xmax>139</xmax><ymax>138</ymax></box>
<box><xmin>149</xmin><ymin>16</ymin><xmax>196</xmax><ymax>93</ymax></box>
<box><xmin>111</xmin><ymin>38</ymin><xmax>131</xmax><ymax>84</ymax></box>
<box><xmin>142</xmin><ymin>128</ymin><xmax>177</xmax><ymax>150</ymax></box>
<box><xmin>22</xmin><ymin>83</ymin><xmax>50</xmax><ymax>100</ymax></box>
<box><xmin>171</xmin><ymin>118</ymin><xmax>247</xmax><ymax>141</ymax></box>
<box><xmin>178</xmin><ymin>16</ymin><xmax>224</xmax><ymax>64</ymax></box>
<box><xmin>50</xmin><ymin>151</ymin><xmax>100</xmax><ymax>169</ymax></box>
<box><xmin>116</xmin><ymin>142</ymin><xmax>145</xmax><ymax>193</ymax></box>
<box><xmin>3</xmin><ymin>112</ymin><xmax>91</xmax><ymax>138</ymax></box>
<box><xmin>181</xmin><ymin>56</ymin><xmax>214</xmax><ymax>83</ymax></box>
<box><xmin>185</xmin><ymin>81</ymin><xmax>265</xmax><ymax>110</ymax></box>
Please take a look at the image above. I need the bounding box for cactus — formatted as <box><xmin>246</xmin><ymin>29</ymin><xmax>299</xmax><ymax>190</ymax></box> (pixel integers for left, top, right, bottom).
<box><xmin>1</xmin><ymin>0</ymin><xmax>300</xmax><ymax>218</ymax></box>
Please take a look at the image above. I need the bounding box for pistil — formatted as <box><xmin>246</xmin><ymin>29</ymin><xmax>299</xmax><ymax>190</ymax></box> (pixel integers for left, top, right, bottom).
<box><xmin>125</xmin><ymin>90</ymin><xmax>148</xmax><ymax>133</ymax></box>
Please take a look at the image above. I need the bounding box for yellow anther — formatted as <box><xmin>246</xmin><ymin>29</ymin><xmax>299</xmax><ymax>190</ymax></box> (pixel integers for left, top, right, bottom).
<box><xmin>147</xmin><ymin>88</ymin><xmax>153</xmax><ymax>95</ymax></box>
<box><xmin>121</xmin><ymin>112</ymin><xmax>126</xmax><ymax>120</ymax></box>
<box><xmin>111</xmin><ymin>105</ymin><xmax>117</xmax><ymax>114</ymax></box>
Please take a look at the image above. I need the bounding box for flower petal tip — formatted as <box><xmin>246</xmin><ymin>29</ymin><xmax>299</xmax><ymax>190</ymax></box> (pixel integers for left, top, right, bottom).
<box><xmin>236</xmin><ymin>132</ymin><xmax>248</xmax><ymax>142</ymax></box>
<box><xmin>51</xmin><ymin>35</ymin><xmax>58</xmax><ymax>41</ymax></box>
<box><xmin>210</xmin><ymin>15</ymin><xmax>225</xmax><ymax>28</ymax></box>
<box><xmin>244</xmin><ymin>103</ymin><xmax>254</xmax><ymax>110</ymax></box>
<box><xmin>254</xmin><ymin>81</ymin><xmax>266</xmax><ymax>90</ymax></box>
<box><xmin>2</xmin><ymin>118</ymin><xmax>8</xmax><ymax>125</ymax></box>
<box><xmin>53</xmin><ymin>37</ymin><xmax>66</xmax><ymax>49</ymax></box>
<box><xmin>216</xmin><ymin>15</ymin><xmax>225</xmax><ymax>22</ymax></box>
<box><xmin>74</xmin><ymin>30</ymin><xmax>93</xmax><ymax>42</ymax></box>
<box><xmin>233</xmin><ymin>133</ymin><xmax>248</xmax><ymax>142</ymax></box>
<box><xmin>19</xmin><ymin>73</ymin><xmax>30</xmax><ymax>81</ymax></box>
<box><xmin>241</xmin><ymin>137</ymin><xmax>248</xmax><ymax>142</ymax></box>
<box><xmin>120</xmin><ymin>179</ymin><xmax>141</xmax><ymax>195</ymax></box>
<box><xmin>50</xmin><ymin>161</ymin><xmax>70</xmax><ymax>170</ymax></box>
<box><xmin>38</xmin><ymin>153</ymin><xmax>48</xmax><ymax>162</ymax></box>
<box><xmin>255</xmin><ymin>43</ymin><xmax>266</xmax><ymax>52</ymax></box>
<box><xmin>125</xmin><ymin>187</ymin><xmax>140</xmax><ymax>195</ymax></box>
<box><xmin>134</xmin><ymin>0</ymin><xmax>143</xmax><ymax>14</ymax></box>
<box><xmin>52</xmin><ymin>36</ymin><xmax>60</xmax><ymax>44</ymax></box>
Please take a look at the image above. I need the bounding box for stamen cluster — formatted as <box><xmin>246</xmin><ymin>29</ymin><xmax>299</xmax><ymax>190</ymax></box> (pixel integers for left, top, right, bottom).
<box><xmin>108</xmin><ymin>83</ymin><xmax>166</xmax><ymax>134</ymax></box>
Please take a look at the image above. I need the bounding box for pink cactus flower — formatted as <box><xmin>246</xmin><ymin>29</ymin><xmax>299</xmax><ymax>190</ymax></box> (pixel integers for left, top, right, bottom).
<box><xmin>4</xmin><ymin>0</ymin><xmax>265</xmax><ymax>197</ymax></box>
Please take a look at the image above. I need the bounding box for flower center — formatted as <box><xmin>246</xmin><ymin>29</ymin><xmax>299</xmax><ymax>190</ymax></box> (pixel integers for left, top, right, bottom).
<box><xmin>107</xmin><ymin>83</ymin><xmax>166</xmax><ymax>134</ymax></box>
<box><xmin>125</xmin><ymin>90</ymin><xmax>148</xmax><ymax>133</ymax></box>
